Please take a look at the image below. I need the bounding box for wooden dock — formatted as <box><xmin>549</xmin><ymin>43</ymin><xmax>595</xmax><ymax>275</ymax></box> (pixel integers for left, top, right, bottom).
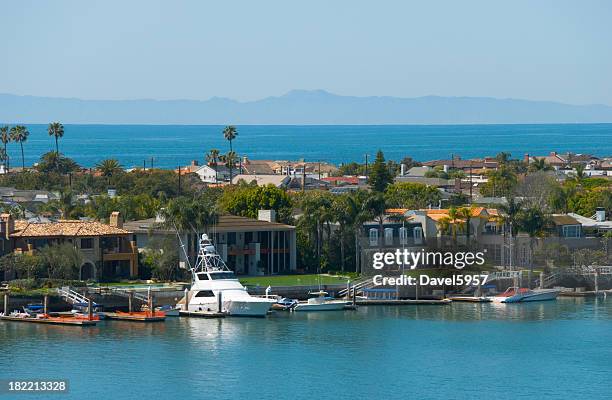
<box><xmin>447</xmin><ymin>296</ymin><xmax>492</xmax><ymax>303</ymax></box>
<box><xmin>356</xmin><ymin>299</ymin><xmax>451</xmax><ymax>306</ymax></box>
<box><xmin>0</xmin><ymin>315</ymin><xmax>97</xmax><ymax>326</ymax></box>
<box><xmin>179</xmin><ymin>310</ymin><xmax>226</xmax><ymax>318</ymax></box>
<box><xmin>103</xmin><ymin>312</ymin><xmax>166</xmax><ymax>322</ymax></box>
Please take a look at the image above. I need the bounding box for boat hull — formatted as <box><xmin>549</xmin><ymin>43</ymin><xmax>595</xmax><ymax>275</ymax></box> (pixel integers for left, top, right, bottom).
<box><xmin>293</xmin><ymin>302</ymin><xmax>347</xmax><ymax>312</ymax></box>
<box><xmin>494</xmin><ymin>289</ymin><xmax>560</xmax><ymax>303</ymax></box>
<box><xmin>225</xmin><ymin>299</ymin><xmax>274</xmax><ymax>317</ymax></box>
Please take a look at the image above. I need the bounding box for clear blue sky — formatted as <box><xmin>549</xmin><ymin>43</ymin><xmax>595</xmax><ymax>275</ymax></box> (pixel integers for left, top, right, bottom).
<box><xmin>2</xmin><ymin>0</ymin><xmax>611</xmax><ymax>105</ymax></box>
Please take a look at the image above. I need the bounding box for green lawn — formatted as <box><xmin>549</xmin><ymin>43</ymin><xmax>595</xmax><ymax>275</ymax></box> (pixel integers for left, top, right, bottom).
<box><xmin>240</xmin><ymin>274</ymin><xmax>352</xmax><ymax>287</ymax></box>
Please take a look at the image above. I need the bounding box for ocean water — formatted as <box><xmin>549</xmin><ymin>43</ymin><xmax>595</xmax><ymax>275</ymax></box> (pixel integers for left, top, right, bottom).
<box><xmin>3</xmin><ymin>123</ymin><xmax>612</xmax><ymax>169</ymax></box>
<box><xmin>1</xmin><ymin>299</ymin><xmax>611</xmax><ymax>400</ymax></box>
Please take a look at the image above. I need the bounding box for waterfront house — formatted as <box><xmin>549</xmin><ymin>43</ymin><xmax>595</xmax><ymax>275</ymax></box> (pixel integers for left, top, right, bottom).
<box><xmin>124</xmin><ymin>210</ymin><xmax>297</xmax><ymax>275</ymax></box>
<box><xmin>0</xmin><ymin>212</ymin><xmax>138</xmax><ymax>281</ymax></box>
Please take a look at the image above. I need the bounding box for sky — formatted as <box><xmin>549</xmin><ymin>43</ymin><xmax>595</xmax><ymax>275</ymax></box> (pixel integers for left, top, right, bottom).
<box><xmin>1</xmin><ymin>0</ymin><xmax>611</xmax><ymax>105</ymax></box>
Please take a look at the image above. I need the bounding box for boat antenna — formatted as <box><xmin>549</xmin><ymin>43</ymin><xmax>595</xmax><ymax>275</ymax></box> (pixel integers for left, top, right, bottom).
<box><xmin>172</xmin><ymin>221</ymin><xmax>193</xmax><ymax>271</ymax></box>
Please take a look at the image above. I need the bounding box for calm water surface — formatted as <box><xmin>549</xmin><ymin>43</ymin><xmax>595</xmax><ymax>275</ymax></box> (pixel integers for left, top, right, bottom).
<box><xmin>1</xmin><ymin>298</ymin><xmax>611</xmax><ymax>400</ymax></box>
<box><xmin>5</xmin><ymin>124</ymin><xmax>612</xmax><ymax>168</ymax></box>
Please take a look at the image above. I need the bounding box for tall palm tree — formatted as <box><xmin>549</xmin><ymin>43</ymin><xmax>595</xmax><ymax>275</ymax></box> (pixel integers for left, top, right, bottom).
<box><xmin>206</xmin><ymin>149</ymin><xmax>220</xmax><ymax>183</ymax></box>
<box><xmin>96</xmin><ymin>159</ymin><xmax>123</xmax><ymax>185</ymax></box>
<box><xmin>223</xmin><ymin>125</ymin><xmax>238</xmax><ymax>153</ymax></box>
<box><xmin>224</xmin><ymin>151</ymin><xmax>238</xmax><ymax>184</ymax></box>
<box><xmin>48</xmin><ymin>122</ymin><xmax>64</xmax><ymax>154</ymax></box>
<box><xmin>361</xmin><ymin>192</ymin><xmax>387</xmax><ymax>251</ymax></box>
<box><xmin>516</xmin><ymin>206</ymin><xmax>550</xmax><ymax>281</ymax></box>
<box><xmin>0</xmin><ymin>126</ymin><xmax>10</xmax><ymax>172</ymax></box>
<box><xmin>499</xmin><ymin>197</ymin><xmax>523</xmax><ymax>268</ymax></box>
<box><xmin>9</xmin><ymin>125</ymin><xmax>29</xmax><ymax>171</ymax></box>
<box><xmin>456</xmin><ymin>205</ymin><xmax>477</xmax><ymax>245</ymax></box>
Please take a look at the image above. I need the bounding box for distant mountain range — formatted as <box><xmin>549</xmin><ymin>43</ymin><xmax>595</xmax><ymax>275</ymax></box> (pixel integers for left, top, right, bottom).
<box><xmin>2</xmin><ymin>90</ymin><xmax>612</xmax><ymax>125</ymax></box>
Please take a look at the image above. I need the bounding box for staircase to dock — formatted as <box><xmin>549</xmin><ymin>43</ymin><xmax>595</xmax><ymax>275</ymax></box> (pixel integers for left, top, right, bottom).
<box><xmin>57</xmin><ymin>286</ymin><xmax>97</xmax><ymax>306</ymax></box>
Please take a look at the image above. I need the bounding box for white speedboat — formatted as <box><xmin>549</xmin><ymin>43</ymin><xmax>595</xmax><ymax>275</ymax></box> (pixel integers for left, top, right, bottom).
<box><xmin>293</xmin><ymin>291</ymin><xmax>348</xmax><ymax>312</ymax></box>
<box><xmin>180</xmin><ymin>234</ymin><xmax>275</xmax><ymax>317</ymax></box>
<box><xmin>491</xmin><ymin>287</ymin><xmax>560</xmax><ymax>303</ymax></box>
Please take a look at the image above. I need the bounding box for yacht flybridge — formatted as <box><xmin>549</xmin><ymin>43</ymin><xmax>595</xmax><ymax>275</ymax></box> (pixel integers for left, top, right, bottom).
<box><xmin>181</xmin><ymin>234</ymin><xmax>275</xmax><ymax>317</ymax></box>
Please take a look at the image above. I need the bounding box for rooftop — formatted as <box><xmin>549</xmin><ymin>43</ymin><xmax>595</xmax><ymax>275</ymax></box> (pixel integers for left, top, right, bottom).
<box><xmin>124</xmin><ymin>214</ymin><xmax>295</xmax><ymax>234</ymax></box>
<box><xmin>10</xmin><ymin>219</ymin><xmax>132</xmax><ymax>238</ymax></box>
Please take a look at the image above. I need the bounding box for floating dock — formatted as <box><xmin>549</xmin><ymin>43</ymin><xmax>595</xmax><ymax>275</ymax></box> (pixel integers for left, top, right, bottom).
<box><xmin>447</xmin><ymin>296</ymin><xmax>492</xmax><ymax>303</ymax></box>
<box><xmin>179</xmin><ymin>310</ymin><xmax>226</xmax><ymax>318</ymax></box>
<box><xmin>0</xmin><ymin>315</ymin><xmax>97</xmax><ymax>326</ymax></box>
<box><xmin>356</xmin><ymin>299</ymin><xmax>451</xmax><ymax>305</ymax></box>
<box><xmin>103</xmin><ymin>312</ymin><xmax>166</xmax><ymax>322</ymax></box>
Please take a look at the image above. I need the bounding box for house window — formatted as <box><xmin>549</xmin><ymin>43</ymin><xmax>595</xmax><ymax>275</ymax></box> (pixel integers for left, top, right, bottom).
<box><xmin>562</xmin><ymin>225</ymin><xmax>580</xmax><ymax>238</ymax></box>
<box><xmin>399</xmin><ymin>227</ymin><xmax>408</xmax><ymax>245</ymax></box>
<box><xmin>413</xmin><ymin>227</ymin><xmax>423</xmax><ymax>245</ymax></box>
<box><xmin>194</xmin><ymin>290</ymin><xmax>215</xmax><ymax>298</ymax></box>
<box><xmin>81</xmin><ymin>238</ymin><xmax>94</xmax><ymax>249</ymax></box>
<box><xmin>368</xmin><ymin>228</ymin><xmax>378</xmax><ymax>247</ymax></box>
<box><xmin>384</xmin><ymin>228</ymin><xmax>394</xmax><ymax>245</ymax></box>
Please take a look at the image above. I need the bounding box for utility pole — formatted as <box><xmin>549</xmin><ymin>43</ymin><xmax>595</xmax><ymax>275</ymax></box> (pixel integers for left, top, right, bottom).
<box><xmin>364</xmin><ymin>154</ymin><xmax>369</xmax><ymax>177</ymax></box>
<box><xmin>469</xmin><ymin>161</ymin><xmax>473</xmax><ymax>204</ymax></box>
<box><xmin>302</xmin><ymin>159</ymin><xmax>306</xmax><ymax>192</ymax></box>
<box><xmin>178</xmin><ymin>165</ymin><xmax>182</xmax><ymax>195</ymax></box>
<box><xmin>150</xmin><ymin>157</ymin><xmax>154</xmax><ymax>169</ymax></box>
<box><xmin>143</xmin><ymin>159</ymin><xmax>146</xmax><ymax>171</ymax></box>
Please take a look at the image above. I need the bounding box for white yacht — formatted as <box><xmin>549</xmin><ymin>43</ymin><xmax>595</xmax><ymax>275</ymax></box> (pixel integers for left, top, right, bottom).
<box><xmin>181</xmin><ymin>234</ymin><xmax>275</xmax><ymax>317</ymax></box>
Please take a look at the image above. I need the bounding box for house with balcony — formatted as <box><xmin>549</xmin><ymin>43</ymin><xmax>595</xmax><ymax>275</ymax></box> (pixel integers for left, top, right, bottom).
<box><xmin>0</xmin><ymin>212</ymin><xmax>138</xmax><ymax>281</ymax></box>
<box><xmin>123</xmin><ymin>210</ymin><xmax>296</xmax><ymax>276</ymax></box>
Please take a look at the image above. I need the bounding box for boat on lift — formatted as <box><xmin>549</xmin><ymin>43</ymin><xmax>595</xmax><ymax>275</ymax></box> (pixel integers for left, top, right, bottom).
<box><xmin>180</xmin><ymin>234</ymin><xmax>275</xmax><ymax>317</ymax></box>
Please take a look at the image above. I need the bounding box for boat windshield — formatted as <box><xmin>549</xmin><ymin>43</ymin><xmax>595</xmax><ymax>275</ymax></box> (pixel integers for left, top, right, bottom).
<box><xmin>209</xmin><ymin>271</ymin><xmax>237</xmax><ymax>280</ymax></box>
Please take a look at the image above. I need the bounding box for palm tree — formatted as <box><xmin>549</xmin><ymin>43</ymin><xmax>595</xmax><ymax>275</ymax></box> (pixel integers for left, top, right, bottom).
<box><xmin>206</xmin><ymin>149</ymin><xmax>220</xmax><ymax>183</ymax></box>
<box><xmin>574</xmin><ymin>164</ymin><xmax>586</xmax><ymax>181</ymax></box>
<box><xmin>224</xmin><ymin>151</ymin><xmax>238</xmax><ymax>184</ymax></box>
<box><xmin>96</xmin><ymin>159</ymin><xmax>123</xmax><ymax>185</ymax></box>
<box><xmin>0</xmin><ymin>126</ymin><xmax>10</xmax><ymax>172</ymax></box>
<box><xmin>456</xmin><ymin>205</ymin><xmax>477</xmax><ymax>245</ymax></box>
<box><xmin>361</xmin><ymin>192</ymin><xmax>387</xmax><ymax>251</ymax></box>
<box><xmin>0</xmin><ymin>149</ymin><xmax>7</xmax><ymax>172</ymax></box>
<box><xmin>516</xmin><ymin>206</ymin><xmax>550</xmax><ymax>282</ymax></box>
<box><xmin>9</xmin><ymin>125</ymin><xmax>29</xmax><ymax>171</ymax></box>
<box><xmin>529</xmin><ymin>158</ymin><xmax>552</xmax><ymax>172</ymax></box>
<box><xmin>48</xmin><ymin>122</ymin><xmax>64</xmax><ymax>154</ymax></box>
<box><xmin>223</xmin><ymin>125</ymin><xmax>238</xmax><ymax>153</ymax></box>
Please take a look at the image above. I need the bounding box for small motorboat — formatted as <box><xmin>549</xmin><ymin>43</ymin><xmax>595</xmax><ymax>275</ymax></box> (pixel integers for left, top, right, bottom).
<box><xmin>293</xmin><ymin>291</ymin><xmax>348</xmax><ymax>312</ymax></box>
<box><xmin>491</xmin><ymin>287</ymin><xmax>560</xmax><ymax>303</ymax></box>
<box><xmin>23</xmin><ymin>303</ymin><xmax>44</xmax><ymax>315</ymax></box>
<box><xmin>155</xmin><ymin>304</ymin><xmax>180</xmax><ymax>316</ymax></box>
<box><xmin>271</xmin><ymin>298</ymin><xmax>298</xmax><ymax>311</ymax></box>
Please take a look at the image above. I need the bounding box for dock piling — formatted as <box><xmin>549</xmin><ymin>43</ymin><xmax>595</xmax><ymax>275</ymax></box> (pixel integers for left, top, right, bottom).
<box><xmin>148</xmin><ymin>293</ymin><xmax>153</xmax><ymax>317</ymax></box>
<box><xmin>540</xmin><ymin>272</ymin><xmax>544</xmax><ymax>289</ymax></box>
<box><xmin>217</xmin><ymin>292</ymin><xmax>223</xmax><ymax>313</ymax></box>
<box><xmin>128</xmin><ymin>291</ymin><xmax>134</xmax><ymax>313</ymax></box>
<box><xmin>43</xmin><ymin>295</ymin><xmax>48</xmax><ymax>315</ymax></box>
<box><xmin>88</xmin><ymin>298</ymin><xmax>93</xmax><ymax>321</ymax></box>
<box><xmin>3</xmin><ymin>293</ymin><xmax>8</xmax><ymax>315</ymax></box>
<box><xmin>183</xmin><ymin>289</ymin><xmax>189</xmax><ymax>311</ymax></box>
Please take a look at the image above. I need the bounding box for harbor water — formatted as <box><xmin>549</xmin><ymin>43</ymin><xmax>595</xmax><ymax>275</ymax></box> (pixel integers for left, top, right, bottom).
<box><xmin>7</xmin><ymin>123</ymin><xmax>612</xmax><ymax>168</ymax></box>
<box><xmin>1</xmin><ymin>298</ymin><xmax>611</xmax><ymax>399</ymax></box>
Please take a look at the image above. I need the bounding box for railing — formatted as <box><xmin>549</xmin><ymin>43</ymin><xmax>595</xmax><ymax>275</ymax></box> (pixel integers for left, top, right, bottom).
<box><xmin>338</xmin><ymin>278</ymin><xmax>374</xmax><ymax>298</ymax></box>
<box><xmin>57</xmin><ymin>286</ymin><xmax>91</xmax><ymax>305</ymax></box>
